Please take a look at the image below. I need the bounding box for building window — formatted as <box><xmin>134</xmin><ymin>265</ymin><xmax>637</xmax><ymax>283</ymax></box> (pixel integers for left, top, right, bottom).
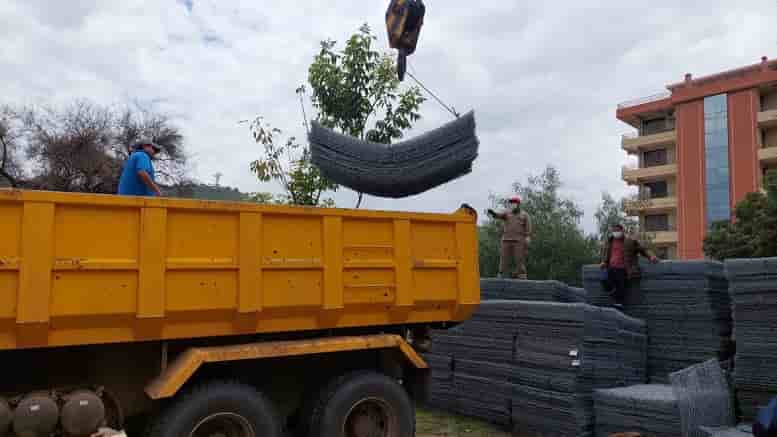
<box><xmin>763</xmin><ymin>127</ymin><xmax>777</xmax><ymax>148</ymax></box>
<box><xmin>641</xmin><ymin>117</ymin><xmax>674</xmax><ymax>136</ymax></box>
<box><xmin>644</xmin><ymin>181</ymin><xmax>668</xmax><ymax>198</ymax></box>
<box><xmin>643</xmin><ymin>149</ymin><xmax>668</xmax><ymax>167</ymax></box>
<box><xmin>762</xmin><ymin>90</ymin><xmax>777</xmax><ymax>112</ymax></box>
<box><xmin>644</xmin><ymin>214</ymin><xmax>670</xmax><ymax>232</ymax></box>
<box><xmin>704</xmin><ymin>94</ymin><xmax>731</xmax><ymax>226</ymax></box>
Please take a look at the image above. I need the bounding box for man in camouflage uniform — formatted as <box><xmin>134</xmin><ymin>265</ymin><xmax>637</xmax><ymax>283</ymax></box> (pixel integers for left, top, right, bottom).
<box><xmin>488</xmin><ymin>196</ymin><xmax>532</xmax><ymax>279</ymax></box>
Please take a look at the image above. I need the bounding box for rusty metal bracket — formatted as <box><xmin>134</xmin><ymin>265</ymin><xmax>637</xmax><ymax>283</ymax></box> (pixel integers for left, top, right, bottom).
<box><xmin>145</xmin><ymin>334</ymin><xmax>428</xmax><ymax>399</ymax></box>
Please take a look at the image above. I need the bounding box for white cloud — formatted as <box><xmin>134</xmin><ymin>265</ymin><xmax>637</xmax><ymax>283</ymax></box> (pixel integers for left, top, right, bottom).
<box><xmin>1</xmin><ymin>0</ymin><xmax>775</xmax><ymax>231</ymax></box>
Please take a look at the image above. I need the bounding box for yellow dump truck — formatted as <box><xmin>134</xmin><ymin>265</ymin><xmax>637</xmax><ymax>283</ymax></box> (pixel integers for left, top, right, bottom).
<box><xmin>0</xmin><ymin>189</ymin><xmax>479</xmax><ymax>437</ymax></box>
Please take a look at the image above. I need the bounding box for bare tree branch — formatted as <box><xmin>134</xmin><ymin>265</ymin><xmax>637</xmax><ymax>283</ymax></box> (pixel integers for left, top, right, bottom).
<box><xmin>0</xmin><ymin>114</ymin><xmax>20</xmax><ymax>188</ymax></box>
<box><xmin>18</xmin><ymin>100</ymin><xmax>188</xmax><ymax>193</ymax></box>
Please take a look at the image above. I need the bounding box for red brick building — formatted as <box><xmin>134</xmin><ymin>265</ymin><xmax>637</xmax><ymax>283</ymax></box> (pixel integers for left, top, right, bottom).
<box><xmin>617</xmin><ymin>56</ymin><xmax>777</xmax><ymax>259</ymax></box>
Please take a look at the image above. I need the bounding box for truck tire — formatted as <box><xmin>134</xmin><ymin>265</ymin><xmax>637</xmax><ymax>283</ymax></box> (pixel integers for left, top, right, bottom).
<box><xmin>147</xmin><ymin>381</ymin><xmax>281</xmax><ymax>437</ymax></box>
<box><xmin>308</xmin><ymin>371</ymin><xmax>415</xmax><ymax>437</ymax></box>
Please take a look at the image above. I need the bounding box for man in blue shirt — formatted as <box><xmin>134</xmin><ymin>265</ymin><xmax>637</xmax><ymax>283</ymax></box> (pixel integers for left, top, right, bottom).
<box><xmin>117</xmin><ymin>140</ymin><xmax>163</xmax><ymax>197</ymax></box>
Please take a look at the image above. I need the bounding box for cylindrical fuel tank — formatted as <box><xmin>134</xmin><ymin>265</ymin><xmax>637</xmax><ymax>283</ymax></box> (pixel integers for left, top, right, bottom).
<box><xmin>13</xmin><ymin>393</ymin><xmax>59</xmax><ymax>437</ymax></box>
<box><xmin>0</xmin><ymin>398</ymin><xmax>11</xmax><ymax>436</ymax></box>
<box><xmin>60</xmin><ymin>390</ymin><xmax>106</xmax><ymax>437</ymax></box>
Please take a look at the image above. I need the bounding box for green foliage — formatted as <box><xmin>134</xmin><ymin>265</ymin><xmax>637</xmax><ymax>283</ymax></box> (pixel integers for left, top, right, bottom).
<box><xmin>249</xmin><ymin>116</ymin><xmax>337</xmax><ymax>207</ymax></box>
<box><xmin>704</xmin><ymin>172</ymin><xmax>777</xmax><ymax>260</ymax></box>
<box><xmin>307</xmin><ymin>24</ymin><xmax>425</xmax><ymax>144</ymax></box>
<box><xmin>478</xmin><ymin>220</ymin><xmax>502</xmax><ymax>279</ymax></box>
<box><xmin>594</xmin><ymin>192</ymin><xmax>638</xmax><ymax>241</ymax></box>
<box><xmin>479</xmin><ymin>166</ymin><xmax>599</xmax><ymax>285</ymax></box>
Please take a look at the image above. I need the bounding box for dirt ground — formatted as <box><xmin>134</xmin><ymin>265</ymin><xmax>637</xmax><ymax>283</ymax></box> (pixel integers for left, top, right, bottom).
<box><xmin>416</xmin><ymin>408</ymin><xmax>511</xmax><ymax>437</ymax></box>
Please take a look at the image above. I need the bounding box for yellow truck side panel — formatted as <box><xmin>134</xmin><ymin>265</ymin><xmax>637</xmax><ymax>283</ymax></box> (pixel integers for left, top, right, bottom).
<box><xmin>0</xmin><ymin>190</ymin><xmax>480</xmax><ymax>350</ymax></box>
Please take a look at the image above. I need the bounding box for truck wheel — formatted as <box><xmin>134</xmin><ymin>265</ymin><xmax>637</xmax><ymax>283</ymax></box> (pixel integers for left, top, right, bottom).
<box><xmin>148</xmin><ymin>381</ymin><xmax>281</xmax><ymax>437</ymax></box>
<box><xmin>308</xmin><ymin>371</ymin><xmax>414</xmax><ymax>437</ymax></box>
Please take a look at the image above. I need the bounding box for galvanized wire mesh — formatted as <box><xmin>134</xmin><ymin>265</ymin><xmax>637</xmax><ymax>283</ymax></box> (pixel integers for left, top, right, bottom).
<box><xmin>670</xmin><ymin>359</ymin><xmax>735</xmax><ymax>437</ymax></box>
<box><xmin>699</xmin><ymin>425</ymin><xmax>754</xmax><ymax>437</ymax></box>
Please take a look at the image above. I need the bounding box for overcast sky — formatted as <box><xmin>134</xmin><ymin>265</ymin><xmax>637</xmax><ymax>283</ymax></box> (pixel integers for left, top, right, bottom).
<box><xmin>2</xmin><ymin>1</ymin><xmax>775</xmax><ymax>231</ymax></box>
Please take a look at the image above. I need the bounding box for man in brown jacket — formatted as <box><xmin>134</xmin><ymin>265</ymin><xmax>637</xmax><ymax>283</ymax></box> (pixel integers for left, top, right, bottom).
<box><xmin>600</xmin><ymin>224</ymin><xmax>658</xmax><ymax>305</ymax></box>
<box><xmin>488</xmin><ymin>196</ymin><xmax>532</xmax><ymax>279</ymax></box>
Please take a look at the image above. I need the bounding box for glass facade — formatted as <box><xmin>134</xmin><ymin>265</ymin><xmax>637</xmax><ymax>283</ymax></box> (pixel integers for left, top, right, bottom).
<box><xmin>703</xmin><ymin>94</ymin><xmax>731</xmax><ymax>226</ymax></box>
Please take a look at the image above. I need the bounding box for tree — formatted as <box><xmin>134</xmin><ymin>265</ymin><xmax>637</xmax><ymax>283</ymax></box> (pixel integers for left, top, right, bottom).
<box><xmin>479</xmin><ymin>166</ymin><xmax>599</xmax><ymax>285</ymax></box>
<box><xmin>113</xmin><ymin>106</ymin><xmax>187</xmax><ymax>184</ymax></box>
<box><xmin>704</xmin><ymin>172</ymin><xmax>777</xmax><ymax>260</ymax></box>
<box><xmin>594</xmin><ymin>192</ymin><xmax>639</xmax><ymax>241</ymax></box>
<box><xmin>0</xmin><ymin>106</ymin><xmax>23</xmax><ymax>187</ymax></box>
<box><xmin>248</xmin><ymin>115</ymin><xmax>338</xmax><ymax>206</ymax></box>
<box><xmin>249</xmin><ymin>24</ymin><xmax>425</xmax><ymax>208</ymax></box>
<box><xmin>22</xmin><ymin>100</ymin><xmax>187</xmax><ymax>193</ymax></box>
<box><xmin>593</xmin><ymin>192</ymin><xmax>661</xmax><ymax>257</ymax></box>
<box><xmin>307</xmin><ymin>24</ymin><xmax>424</xmax><ymax>145</ymax></box>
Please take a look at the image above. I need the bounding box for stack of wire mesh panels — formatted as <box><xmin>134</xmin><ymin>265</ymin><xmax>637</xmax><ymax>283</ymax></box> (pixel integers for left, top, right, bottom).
<box><xmin>582</xmin><ymin>265</ymin><xmax>621</xmax><ymax>307</ymax></box>
<box><xmin>593</xmin><ymin>384</ymin><xmax>681</xmax><ymax>437</ymax></box>
<box><xmin>425</xmin><ymin>300</ymin><xmax>517</xmax><ymax>426</ymax></box>
<box><xmin>587</xmin><ymin>261</ymin><xmax>733</xmax><ymax>382</ymax></box>
<box><xmin>725</xmin><ymin>257</ymin><xmax>777</xmax><ymax>422</ymax></box>
<box><xmin>510</xmin><ymin>301</ymin><xmax>647</xmax><ymax>437</ymax></box>
<box><xmin>424</xmin><ymin>284</ymin><xmax>648</xmax><ymax>435</ymax></box>
<box><xmin>700</xmin><ymin>425</ymin><xmax>754</xmax><ymax>437</ymax></box>
<box><xmin>481</xmin><ymin>278</ymin><xmax>587</xmax><ymax>303</ymax></box>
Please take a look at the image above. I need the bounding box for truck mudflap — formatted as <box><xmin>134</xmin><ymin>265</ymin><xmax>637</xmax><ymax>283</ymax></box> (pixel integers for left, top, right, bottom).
<box><xmin>145</xmin><ymin>334</ymin><xmax>428</xmax><ymax>399</ymax></box>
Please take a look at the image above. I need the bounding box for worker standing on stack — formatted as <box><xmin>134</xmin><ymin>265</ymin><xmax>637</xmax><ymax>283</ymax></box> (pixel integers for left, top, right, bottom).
<box><xmin>600</xmin><ymin>224</ymin><xmax>658</xmax><ymax>307</ymax></box>
<box><xmin>488</xmin><ymin>196</ymin><xmax>532</xmax><ymax>279</ymax></box>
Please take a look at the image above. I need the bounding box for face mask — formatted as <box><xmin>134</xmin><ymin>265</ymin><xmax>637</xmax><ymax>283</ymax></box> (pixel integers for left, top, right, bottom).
<box><xmin>612</xmin><ymin>232</ymin><xmax>624</xmax><ymax>239</ymax></box>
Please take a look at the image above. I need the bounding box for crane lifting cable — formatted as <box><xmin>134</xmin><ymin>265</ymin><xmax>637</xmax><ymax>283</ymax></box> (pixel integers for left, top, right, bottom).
<box><xmin>309</xmin><ymin>111</ymin><xmax>479</xmax><ymax>198</ymax></box>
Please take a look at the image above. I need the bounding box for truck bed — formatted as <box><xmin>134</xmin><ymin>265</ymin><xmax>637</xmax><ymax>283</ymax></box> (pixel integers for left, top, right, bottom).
<box><xmin>0</xmin><ymin>190</ymin><xmax>479</xmax><ymax>350</ymax></box>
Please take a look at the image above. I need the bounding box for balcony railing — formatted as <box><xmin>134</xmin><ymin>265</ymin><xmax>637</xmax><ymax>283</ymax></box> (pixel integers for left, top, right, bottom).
<box><xmin>621</xmin><ymin>130</ymin><xmax>675</xmax><ymax>141</ymax></box>
<box><xmin>617</xmin><ymin>91</ymin><xmax>672</xmax><ymax>110</ymax></box>
<box><xmin>759</xmin><ymin>146</ymin><xmax>777</xmax><ymax>165</ymax></box>
<box><xmin>758</xmin><ymin>109</ymin><xmax>777</xmax><ymax>129</ymax></box>
<box><xmin>624</xmin><ymin>197</ymin><xmax>677</xmax><ymax>215</ymax></box>
<box><xmin>621</xmin><ymin>130</ymin><xmax>677</xmax><ymax>153</ymax></box>
<box><xmin>622</xmin><ymin>164</ymin><xmax>678</xmax><ymax>184</ymax></box>
<box><xmin>645</xmin><ymin>225</ymin><xmax>676</xmax><ymax>232</ymax></box>
<box><xmin>645</xmin><ymin>230</ymin><xmax>679</xmax><ymax>245</ymax></box>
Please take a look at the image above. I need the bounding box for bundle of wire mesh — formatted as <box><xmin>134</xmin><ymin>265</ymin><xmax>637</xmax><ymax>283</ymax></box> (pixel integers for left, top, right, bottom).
<box><xmin>725</xmin><ymin>257</ymin><xmax>777</xmax><ymax>422</ymax></box>
<box><xmin>585</xmin><ymin>261</ymin><xmax>733</xmax><ymax>383</ymax></box>
<box><xmin>424</xmin><ymin>286</ymin><xmax>647</xmax><ymax>435</ymax></box>
<box><xmin>308</xmin><ymin>111</ymin><xmax>479</xmax><ymax>198</ymax></box>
